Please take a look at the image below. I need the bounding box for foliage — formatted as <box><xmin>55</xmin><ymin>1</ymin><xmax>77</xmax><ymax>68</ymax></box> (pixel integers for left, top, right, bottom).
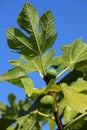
<box><xmin>0</xmin><ymin>2</ymin><xmax>87</xmax><ymax>130</ymax></box>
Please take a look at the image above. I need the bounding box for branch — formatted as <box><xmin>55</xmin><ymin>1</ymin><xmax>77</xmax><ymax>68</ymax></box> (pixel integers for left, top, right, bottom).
<box><xmin>43</xmin><ymin>73</ymin><xmax>64</xmax><ymax>130</ymax></box>
<box><xmin>53</xmin><ymin>94</ymin><xmax>64</xmax><ymax>130</ymax></box>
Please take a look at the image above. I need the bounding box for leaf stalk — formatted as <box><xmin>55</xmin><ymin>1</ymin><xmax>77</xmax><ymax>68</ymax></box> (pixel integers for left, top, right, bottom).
<box><xmin>55</xmin><ymin>66</ymin><xmax>70</xmax><ymax>80</ymax></box>
<box><xmin>33</xmin><ymin>110</ymin><xmax>55</xmax><ymax>120</ymax></box>
<box><xmin>40</xmin><ymin>55</ymin><xmax>47</xmax><ymax>76</ymax></box>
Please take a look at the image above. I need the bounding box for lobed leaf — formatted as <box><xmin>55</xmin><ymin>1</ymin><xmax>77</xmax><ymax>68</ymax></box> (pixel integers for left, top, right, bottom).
<box><xmin>56</xmin><ymin>39</ymin><xmax>87</xmax><ymax>71</ymax></box>
<box><xmin>0</xmin><ymin>67</ymin><xmax>28</xmax><ymax>88</ymax></box>
<box><xmin>59</xmin><ymin>85</ymin><xmax>87</xmax><ymax>113</ymax></box>
<box><xmin>9</xmin><ymin>50</ymin><xmax>57</xmax><ymax>73</ymax></box>
<box><xmin>21</xmin><ymin>77</ymin><xmax>44</xmax><ymax>99</ymax></box>
<box><xmin>70</xmin><ymin>78</ymin><xmax>87</xmax><ymax>93</ymax></box>
<box><xmin>6</xmin><ymin>28</ymin><xmax>39</xmax><ymax>57</ymax></box>
<box><xmin>17</xmin><ymin>2</ymin><xmax>39</xmax><ymax>37</ymax></box>
<box><xmin>6</xmin><ymin>3</ymin><xmax>57</xmax><ymax>58</ymax></box>
<box><xmin>0</xmin><ymin>67</ymin><xmax>26</xmax><ymax>82</ymax></box>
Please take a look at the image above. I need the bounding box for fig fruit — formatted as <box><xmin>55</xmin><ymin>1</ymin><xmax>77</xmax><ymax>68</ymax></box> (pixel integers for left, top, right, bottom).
<box><xmin>40</xmin><ymin>95</ymin><xmax>54</xmax><ymax>109</ymax></box>
<box><xmin>47</xmin><ymin>69</ymin><xmax>57</xmax><ymax>79</ymax></box>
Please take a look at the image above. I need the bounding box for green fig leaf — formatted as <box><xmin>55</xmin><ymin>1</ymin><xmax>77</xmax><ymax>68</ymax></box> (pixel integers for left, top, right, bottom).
<box><xmin>44</xmin><ymin>80</ymin><xmax>62</xmax><ymax>94</ymax></box>
<box><xmin>6</xmin><ymin>3</ymin><xmax>57</xmax><ymax>58</ymax></box>
<box><xmin>21</xmin><ymin>77</ymin><xmax>44</xmax><ymax>99</ymax></box>
<box><xmin>9</xmin><ymin>50</ymin><xmax>57</xmax><ymax>74</ymax></box>
<box><xmin>59</xmin><ymin>85</ymin><xmax>87</xmax><ymax>113</ymax></box>
<box><xmin>0</xmin><ymin>67</ymin><xmax>26</xmax><ymax>82</ymax></box>
<box><xmin>56</xmin><ymin>39</ymin><xmax>87</xmax><ymax>71</ymax></box>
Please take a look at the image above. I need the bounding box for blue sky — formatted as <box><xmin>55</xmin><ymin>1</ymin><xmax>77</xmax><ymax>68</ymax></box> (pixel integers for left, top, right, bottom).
<box><xmin>0</xmin><ymin>0</ymin><xmax>87</xmax><ymax>129</ymax></box>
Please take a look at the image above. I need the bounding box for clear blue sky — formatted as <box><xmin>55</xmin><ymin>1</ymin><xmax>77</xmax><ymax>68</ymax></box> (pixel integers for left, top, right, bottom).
<box><xmin>0</xmin><ymin>0</ymin><xmax>87</xmax><ymax>129</ymax></box>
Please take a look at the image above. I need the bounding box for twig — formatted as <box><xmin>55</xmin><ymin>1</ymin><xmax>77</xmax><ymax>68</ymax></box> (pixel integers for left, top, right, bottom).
<box><xmin>53</xmin><ymin>94</ymin><xmax>64</xmax><ymax>130</ymax></box>
<box><xmin>54</xmin><ymin>111</ymin><xmax>64</xmax><ymax>130</ymax></box>
<box><xmin>43</xmin><ymin>74</ymin><xmax>64</xmax><ymax>130</ymax></box>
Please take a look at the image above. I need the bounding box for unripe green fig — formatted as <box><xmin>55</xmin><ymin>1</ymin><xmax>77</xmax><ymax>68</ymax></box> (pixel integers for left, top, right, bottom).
<box><xmin>40</xmin><ymin>95</ymin><xmax>54</xmax><ymax>109</ymax></box>
<box><xmin>47</xmin><ymin>69</ymin><xmax>57</xmax><ymax>79</ymax></box>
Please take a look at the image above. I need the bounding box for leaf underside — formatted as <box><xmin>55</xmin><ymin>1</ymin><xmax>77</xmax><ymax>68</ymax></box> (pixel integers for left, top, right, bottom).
<box><xmin>6</xmin><ymin>2</ymin><xmax>57</xmax><ymax>58</ymax></box>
